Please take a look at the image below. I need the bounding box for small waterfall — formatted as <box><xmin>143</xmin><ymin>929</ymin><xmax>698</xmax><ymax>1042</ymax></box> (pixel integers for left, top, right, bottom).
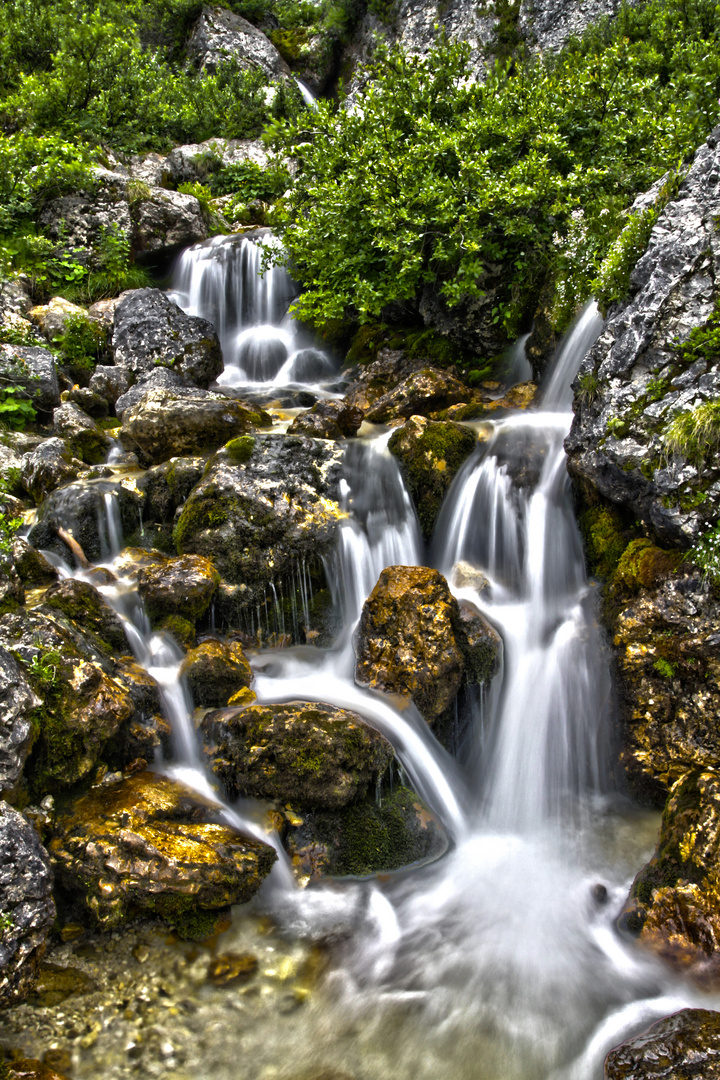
<box><xmin>294</xmin><ymin>78</ymin><xmax>317</xmax><ymax>108</ymax></box>
<box><xmin>170</xmin><ymin>234</ymin><xmax>338</xmax><ymax>389</ymax></box>
<box><xmin>542</xmin><ymin>300</ymin><xmax>604</xmax><ymax>408</ymax></box>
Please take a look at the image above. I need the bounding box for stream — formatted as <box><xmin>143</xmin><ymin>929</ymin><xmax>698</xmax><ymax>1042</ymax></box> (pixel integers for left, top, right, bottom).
<box><xmin>17</xmin><ymin>235</ymin><xmax>719</xmax><ymax>1079</ymax></box>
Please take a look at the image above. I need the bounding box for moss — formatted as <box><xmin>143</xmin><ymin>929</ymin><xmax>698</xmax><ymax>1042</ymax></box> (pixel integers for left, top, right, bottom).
<box><xmin>345</xmin><ymin>323</ymin><xmax>388</xmax><ymax>366</ymax></box>
<box><xmin>405</xmin><ymin>327</ymin><xmax>459</xmax><ymax>368</ymax></box>
<box><xmin>97</xmin><ymin>417</ymin><xmax>121</xmax><ymax>431</ymax></box>
<box><xmin>612</xmin><ymin>538</ymin><xmax>684</xmax><ymax>596</ymax></box>
<box><xmin>269</xmin><ymin>26</ymin><xmax>309</xmax><ymax>63</ymax></box>
<box><xmin>225</xmin><ymin>435</ymin><xmax>255</xmax><ymax>463</ymax></box>
<box><xmin>174</xmin><ymin>495</ymin><xmax>229</xmax><ymax>554</ymax></box>
<box><xmin>171</xmin><ymin>905</ymin><xmax>227</xmax><ymax>943</ymax></box>
<box><xmin>578</xmin><ymin>503</ymin><xmax>628</xmax><ymax>580</ymax></box>
<box><xmin>67</xmin><ymin>430</ymin><xmax>109</xmax><ymax>466</ymax></box>
<box><xmin>157</xmin><ymin>614</ymin><xmax>196</xmax><ymax>650</ymax></box>
<box><xmin>389</xmin><ymin>419</ymin><xmax>476</xmax><ymax>542</ymax></box>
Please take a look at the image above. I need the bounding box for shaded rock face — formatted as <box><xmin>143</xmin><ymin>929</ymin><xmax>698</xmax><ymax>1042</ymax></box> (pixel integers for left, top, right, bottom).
<box><xmin>125</xmin><ymin>550</ymin><xmax>220</xmax><ymax>623</ymax></box>
<box><xmin>604</xmin><ymin>1008</ymin><xmax>720</xmax><ymax>1079</ymax></box>
<box><xmin>354</xmin><ymin>565</ymin><xmax>500</xmax><ymax>733</ymax></box>
<box><xmin>620</xmin><ymin>770</ymin><xmax>720</xmax><ymax>982</ymax></box>
<box><xmin>201</xmin><ymin>701</ymin><xmax>393</xmax><ymax>809</ymax></box>
<box><xmin>49</xmin><ymin>772</ymin><xmax>277</xmax><ymax>929</ymax></box>
<box><xmin>0</xmin><ymin>802</ymin><xmax>55</xmax><ymax>1007</ymax></box>
<box><xmin>365</xmin><ymin>366</ymin><xmax>470</xmax><ymax>424</ymax></box>
<box><xmin>388</xmin><ymin>416</ymin><xmax>477</xmax><ymax>542</ymax></box>
<box><xmin>111</xmin><ymin>289</ymin><xmax>223</xmax><ymax>388</ymax></box>
<box><xmin>288</xmin><ymin>398</ymin><xmax>364</xmax><ymax>440</ymax></box>
<box><xmin>566</xmin><ymin>126</ymin><xmax>720</xmax><ymax>548</ymax></box>
<box><xmin>180</xmin><ymin>638</ymin><xmax>252</xmax><ymax>708</ymax></box>
<box><xmin>52</xmin><ymin>402</ymin><xmax>110</xmax><ymax>466</ymax></box>
<box><xmin>20</xmin><ymin>439</ymin><xmax>86</xmax><ymax>506</ymax></box>
<box><xmin>88</xmin><ymin>364</ymin><xmax>134</xmax><ymax>407</ymax></box>
<box><xmin>42</xmin><ymin>578</ymin><xmax>129</xmax><ymax>654</ymax></box>
<box><xmin>0</xmin><ymin>648</ymin><xmax>38</xmax><ymax>795</ymax></box>
<box><xmin>119</xmin><ymin>388</ymin><xmax>260</xmax><ymax>465</ymax></box>
<box><xmin>135</xmin><ymin>456</ymin><xmax>205</xmax><ymax>549</ymax></box>
<box><xmin>10</xmin><ymin>540</ymin><xmax>58</xmax><ymax>588</ymax></box>
<box><xmin>188</xmin><ymin>5</ymin><xmax>291</xmax><ymax>78</ymax></box>
<box><xmin>27</xmin><ymin>480</ymin><xmax>142</xmax><ymax>564</ymax></box>
<box><xmin>0</xmin><ymin>344</ymin><xmax>60</xmax><ymax>412</ymax></box>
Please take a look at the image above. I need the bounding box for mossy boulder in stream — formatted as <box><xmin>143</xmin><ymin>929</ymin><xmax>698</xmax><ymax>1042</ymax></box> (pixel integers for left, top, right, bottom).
<box><xmin>27</xmin><ymin>480</ymin><xmax>142</xmax><ymax>565</ymax></box>
<box><xmin>354</xmin><ymin>566</ymin><xmax>500</xmax><ymax>740</ymax></box>
<box><xmin>117</xmin><ymin>549</ymin><xmax>220</xmax><ymax>624</ymax></box>
<box><xmin>49</xmin><ymin>772</ymin><xmax>277</xmax><ymax>930</ymax></box>
<box><xmin>200</xmin><ymin>701</ymin><xmax>393</xmax><ymax>809</ymax></box>
<box><xmin>42</xmin><ymin>578</ymin><xmax>129</xmax><ymax>653</ymax></box>
<box><xmin>388</xmin><ymin>415</ymin><xmax>476</xmax><ymax>541</ymax></box>
<box><xmin>180</xmin><ymin>638</ymin><xmax>253</xmax><ymax>708</ymax></box>
<box><xmin>364</xmin><ymin>366</ymin><xmax>470</xmax><ymax>423</ymax></box>
<box><xmin>52</xmin><ymin>403</ymin><xmax>111</xmax><ymax>466</ymax></box>
<box><xmin>620</xmin><ymin>769</ymin><xmax>720</xmax><ymax>983</ymax></box>
<box><xmin>604</xmin><ymin>1008</ymin><xmax>720</xmax><ymax>1079</ymax></box>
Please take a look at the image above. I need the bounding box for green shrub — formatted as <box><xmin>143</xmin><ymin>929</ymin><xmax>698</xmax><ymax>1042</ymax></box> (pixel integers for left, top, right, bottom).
<box><xmin>662</xmin><ymin>400</ymin><xmax>720</xmax><ymax>463</ymax></box>
<box><xmin>58</xmin><ymin>313</ymin><xmax>107</xmax><ymax>365</ymax></box>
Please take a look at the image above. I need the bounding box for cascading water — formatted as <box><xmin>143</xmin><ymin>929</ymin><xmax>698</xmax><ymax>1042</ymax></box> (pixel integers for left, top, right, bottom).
<box><xmin>169</xmin><ymin>233</ymin><xmax>338</xmax><ymax>391</ymax></box>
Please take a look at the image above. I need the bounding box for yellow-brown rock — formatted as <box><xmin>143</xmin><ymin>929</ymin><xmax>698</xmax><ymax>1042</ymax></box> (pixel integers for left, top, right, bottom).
<box><xmin>180</xmin><ymin>638</ymin><xmax>253</xmax><ymax>707</ymax></box>
<box><xmin>117</xmin><ymin>548</ymin><xmax>220</xmax><ymax>623</ymax></box>
<box><xmin>354</xmin><ymin>566</ymin><xmax>500</xmax><ymax>729</ymax></box>
<box><xmin>6</xmin><ymin>1059</ymin><xmax>72</xmax><ymax>1080</ymax></box>
<box><xmin>49</xmin><ymin>772</ymin><xmax>276</xmax><ymax>929</ymax></box>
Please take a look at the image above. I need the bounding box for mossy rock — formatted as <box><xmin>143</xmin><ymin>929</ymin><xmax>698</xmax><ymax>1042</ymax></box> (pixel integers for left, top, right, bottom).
<box><xmin>180</xmin><ymin>638</ymin><xmax>252</xmax><ymax>708</ymax></box>
<box><xmin>286</xmin><ymin>786</ymin><xmax>448</xmax><ymax>880</ymax></box>
<box><xmin>42</xmin><ymin>578</ymin><xmax>129</xmax><ymax>653</ymax></box>
<box><xmin>388</xmin><ymin>415</ymin><xmax>476</xmax><ymax>541</ymax></box>
<box><xmin>612</xmin><ymin>538</ymin><xmax>684</xmax><ymax>596</ymax></box>
<box><xmin>225</xmin><ymin>435</ymin><xmax>255</xmax><ymax>463</ymax></box>
<box><xmin>158</xmin><ymin>614</ymin><xmax>196</xmax><ymax>650</ymax></box>
<box><xmin>578</xmin><ymin>501</ymin><xmax>630</xmax><ymax>580</ymax></box>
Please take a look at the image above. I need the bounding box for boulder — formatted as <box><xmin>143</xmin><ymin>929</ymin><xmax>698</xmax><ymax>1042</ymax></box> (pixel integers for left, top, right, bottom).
<box><xmin>52</xmin><ymin>402</ymin><xmax>110</xmax><ymax>465</ymax></box>
<box><xmin>10</xmin><ymin>539</ymin><xmax>58</xmax><ymax>587</ymax></box>
<box><xmin>364</xmin><ymin>366</ymin><xmax>470</xmax><ymax>423</ymax></box>
<box><xmin>88</xmin><ymin>364</ymin><xmax>134</xmax><ymax>407</ymax></box>
<box><xmin>0</xmin><ymin>802</ymin><xmax>55</xmax><ymax>1006</ymax></box>
<box><xmin>111</xmin><ymin>289</ymin><xmax>222</xmax><ymax>388</ymax></box>
<box><xmin>388</xmin><ymin>415</ymin><xmax>477</xmax><ymax>541</ymax></box>
<box><xmin>0</xmin><ymin>344</ymin><xmax>60</xmax><ymax>412</ymax></box>
<box><xmin>604</xmin><ymin>1008</ymin><xmax>720</xmax><ymax>1079</ymax></box>
<box><xmin>0</xmin><ymin>279</ymin><xmax>32</xmax><ymax>321</ymax></box>
<box><xmin>49</xmin><ymin>771</ymin><xmax>277</xmax><ymax>928</ymax></box>
<box><xmin>65</xmin><ymin>385</ymin><xmax>109</xmax><ymax>419</ymax></box>
<box><xmin>20</xmin><ymin>439</ymin><xmax>86</xmax><ymax>505</ymax></box>
<box><xmin>42</xmin><ymin>578</ymin><xmax>130</xmax><ymax>653</ymax></box>
<box><xmin>188</xmin><ymin>6</ymin><xmax>291</xmax><ymax>78</ymax></box>
<box><xmin>39</xmin><ymin>170</ymin><xmax>133</xmax><ymax>251</ymax></box>
<box><xmin>27</xmin><ymin>479</ymin><xmax>142</xmax><ymax>564</ymax></box>
<box><xmin>200</xmin><ymin>701</ymin><xmax>393</xmax><ymax>808</ymax></box>
<box><xmin>345</xmin><ymin>348</ymin><xmax>436</xmax><ymax>412</ymax></box>
<box><xmin>162</xmin><ymin>138</ymin><xmax>270</xmax><ymax>186</ymax></box>
<box><xmin>114</xmin><ymin>367</ymin><xmax>186</xmax><ymax>420</ymax></box>
<box><xmin>620</xmin><ymin>769</ymin><xmax>720</xmax><ymax>981</ymax></box>
<box><xmin>180</xmin><ymin>638</ymin><xmax>252</xmax><ymax>707</ymax></box>
<box><xmin>136</xmin><ymin>456</ymin><xmax>205</xmax><ymax>527</ymax></box>
<box><xmin>0</xmin><ymin>567</ymin><xmax>24</xmax><ymax>614</ymax></box>
<box><xmin>120</xmin><ymin>549</ymin><xmax>220</xmax><ymax>622</ymax></box>
<box><xmin>28</xmin><ymin>297</ymin><xmax>88</xmax><ymax>341</ymax></box>
<box><xmin>355</xmin><ymin>565</ymin><xmax>500</xmax><ymax>729</ymax></box>
<box><xmin>288</xmin><ymin>398</ymin><xmax>364</xmax><ymax>440</ymax></box>
<box><xmin>132</xmin><ymin>188</ymin><xmax>209</xmax><ymax>256</ymax></box>
<box><xmin>119</xmin><ymin>387</ymin><xmax>259</xmax><ymax>465</ymax></box>
<box><xmin>0</xmin><ymin>647</ymin><xmax>39</xmax><ymax>795</ymax></box>
<box><xmin>86</xmin><ymin>293</ymin><xmax>133</xmax><ymax>332</ymax></box>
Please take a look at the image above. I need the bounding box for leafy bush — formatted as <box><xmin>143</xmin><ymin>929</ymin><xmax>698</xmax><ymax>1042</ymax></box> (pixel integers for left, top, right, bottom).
<box><xmin>59</xmin><ymin>314</ymin><xmax>107</xmax><ymax>366</ymax></box>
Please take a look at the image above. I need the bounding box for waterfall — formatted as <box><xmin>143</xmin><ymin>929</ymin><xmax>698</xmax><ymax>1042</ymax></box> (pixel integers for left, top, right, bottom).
<box><xmin>542</xmin><ymin>300</ymin><xmax>604</xmax><ymax>408</ymax></box>
<box><xmin>169</xmin><ymin>233</ymin><xmax>338</xmax><ymax>389</ymax></box>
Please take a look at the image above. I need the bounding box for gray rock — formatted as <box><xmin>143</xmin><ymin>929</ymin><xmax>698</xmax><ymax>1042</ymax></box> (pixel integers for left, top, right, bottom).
<box><xmin>0</xmin><ymin>279</ymin><xmax>32</xmax><ymax>321</ymax></box>
<box><xmin>566</xmin><ymin>125</ymin><xmax>720</xmax><ymax>547</ymax></box>
<box><xmin>604</xmin><ymin>1008</ymin><xmax>720</xmax><ymax>1078</ymax></box>
<box><xmin>132</xmin><ymin>187</ymin><xmax>208</xmax><ymax>256</ymax></box>
<box><xmin>0</xmin><ymin>648</ymin><xmax>38</xmax><ymax>794</ymax></box>
<box><xmin>114</xmin><ymin>367</ymin><xmax>186</xmax><ymax>420</ymax></box>
<box><xmin>188</xmin><ymin>6</ymin><xmax>291</xmax><ymax>79</ymax></box>
<box><xmin>119</xmin><ymin>387</ymin><xmax>260</xmax><ymax>465</ymax></box>
<box><xmin>0</xmin><ymin>801</ymin><xmax>55</xmax><ymax>1007</ymax></box>
<box><xmin>10</xmin><ymin>538</ymin><xmax>58</xmax><ymax>587</ymax></box>
<box><xmin>519</xmin><ymin>0</ymin><xmax>622</xmax><ymax>53</ymax></box>
<box><xmin>0</xmin><ymin>344</ymin><xmax>60</xmax><ymax>411</ymax></box>
<box><xmin>162</xmin><ymin>138</ymin><xmax>270</xmax><ymax>186</ymax></box>
<box><xmin>39</xmin><ymin>169</ymin><xmax>133</xmax><ymax>251</ymax></box>
<box><xmin>88</xmin><ymin>365</ymin><xmax>134</xmax><ymax>407</ymax></box>
<box><xmin>111</xmin><ymin>289</ymin><xmax>223</xmax><ymax>388</ymax></box>
<box><xmin>27</xmin><ymin>479</ymin><xmax>143</xmax><ymax>563</ymax></box>
<box><xmin>53</xmin><ymin>402</ymin><xmax>110</xmax><ymax>466</ymax></box>
<box><xmin>20</xmin><ymin>438</ymin><xmax>86</xmax><ymax>505</ymax></box>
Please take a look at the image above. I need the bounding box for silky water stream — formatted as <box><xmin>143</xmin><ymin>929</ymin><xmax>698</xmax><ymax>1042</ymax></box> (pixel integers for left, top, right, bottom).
<box><xmin>24</xmin><ymin>287</ymin><xmax>718</xmax><ymax>1078</ymax></box>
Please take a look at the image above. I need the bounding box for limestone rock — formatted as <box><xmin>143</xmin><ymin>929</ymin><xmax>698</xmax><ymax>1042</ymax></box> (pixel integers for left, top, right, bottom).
<box><xmin>0</xmin><ymin>802</ymin><xmax>55</xmax><ymax>1006</ymax></box>
<box><xmin>119</xmin><ymin>387</ymin><xmax>259</xmax><ymax>465</ymax></box>
<box><xmin>65</xmin><ymin>385</ymin><xmax>109</xmax><ymax>419</ymax></box>
<box><xmin>181</xmin><ymin>638</ymin><xmax>252</xmax><ymax>707</ymax></box>
<box><xmin>0</xmin><ymin>344</ymin><xmax>60</xmax><ymax>412</ymax></box>
<box><xmin>388</xmin><ymin>415</ymin><xmax>476</xmax><ymax>541</ymax></box>
<box><xmin>28</xmin><ymin>296</ymin><xmax>88</xmax><ymax>341</ymax></box>
<box><xmin>111</xmin><ymin>289</ymin><xmax>222</xmax><ymax>387</ymax></box>
<box><xmin>39</xmin><ymin>170</ymin><xmax>133</xmax><ymax>251</ymax></box>
<box><xmin>0</xmin><ymin>647</ymin><xmax>39</xmax><ymax>794</ymax></box>
<box><xmin>162</xmin><ymin>138</ymin><xmax>270</xmax><ymax>186</ymax></box>
<box><xmin>88</xmin><ymin>365</ymin><xmax>134</xmax><ymax>407</ymax></box>
<box><xmin>344</xmin><ymin>348</ymin><xmax>427</xmax><ymax>413</ymax></box>
<box><xmin>42</xmin><ymin>578</ymin><xmax>130</xmax><ymax>654</ymax></box>
<box><xmin>566</xmin><ymin>126</ymin><xmax>720</xmax><ymax>547</ymax></box>
<box><xmin>52</xmin><ymin>402</ymin><xmax>110</xmax><ymax>465</ymax></box>
<box><xmin>114</xmin><ymin>367</ymin><xmax>186</xmax><ymax>420</ymax></box>
<box><xmin>604</xmin><ymin>1008</ymin><xmax>720</xmax><ymax>1079</ymax></box>
<box><xmin>120</xmin><ymin>549</ymin><xmax>220</xmax><ymax>623</ymax></box>
<box><xmin>288</xmin><ymin>398</ymin><xmax>364</xmax><ymax>440</ymax></box>
<box><xmin>365</xmin><ymin>367</ymin><xmax>470</xmax><ymax>423</ymax></box>
<box><xmin>27</xmin><ymin>479</ymin><xmax>142</xmax><ymax>564</ymax></box>
<box><xmin>49</xmin><ymin>772</ymin><xmax>277</xmax><ymax>928</ymax></box>
<box><xmin>201</xmin><ymin>701</ymin><xmax>393</xmax><ymax>808</ymax></box>
<box><xmin>188</xmin><ymin>6</ymin><xmax>291</xmax><ymax>78</ymax></box>
<box><xmin>132</xmin><ymin>188</ymin><xmax>209</xmax><ymax>256</ymax></box>
<box><xmin>20</xmin><ymin>439</ymin><xmax>86</xmax><ymax>505</ymax></box>
<box><xmin>354</xmin><ymin>565</ymin><xmax>500</xmax><ymax>727</ymax></box>
<box><xmin>0</xmin><ymin>279</ymin><xmax>32</xmax><ymax>322</ymax></box>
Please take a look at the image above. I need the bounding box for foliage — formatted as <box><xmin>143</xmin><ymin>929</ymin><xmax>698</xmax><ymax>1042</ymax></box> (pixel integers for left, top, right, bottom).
<box><xmin>577</xmin><ymin>371</ymin><xmax>599</xmax><ymax>404</ymax></box>
<box><xmin>662</xmin><ymin>400</ymin><xmax>720</xmax><ymax>462</ymax></box>
<box><xmin>27</xmin><ymin>645</ymin><xmax>62</xmax><ymax>689</ymax></box>
<box><xmin>268</xmin><ymin>0</ymin><xmax>720</xmax><ymax>334</ymax></box>
<box><xmin>0</xmin><ymin>132</ymin><xmax>93</xmax><ymax>234</ymax></box>
<box><xmin>690</xmin><ymin>520</ymin><xmax>720</xmax><ymax>583</ymax></box>
<box><xmin>59</xmin><ymin>313</ymin><xmax>107</xmax><ymax>365</ymax></box>
<box><xmin>0</xmin><ymin>470</ymin><xmax>23</xmax><ymax>564</ymax></box>
<box><xmin>675</xmin><ymin>294</ymin><xmax>720</xmax><ymax>367</ymax></box>
<box><xmin>84</xmin><ymin>224</ymin><xmax>151</xmax><ymax>301</ymax></box>
<box><xmin>208</xmin><ymin>161</ymin><xmax>291</xmax><ymax>201</ymax></box>
<box><xmin>653</xmin><ymin>657</ymin><xmax>677</xmax><ymax>678</ymax></box>
<box><xmin>0</xmin><ymin>352</ymin><xmax>36</xmax><ymax>430</ymax></box>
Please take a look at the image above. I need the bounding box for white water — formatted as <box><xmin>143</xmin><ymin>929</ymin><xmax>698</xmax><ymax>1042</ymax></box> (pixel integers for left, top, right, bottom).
<box><xmin>169</xmin><ymin>233</ymin><xmax>339</xmax><ymax>392</ymax></box>
<box><xmin>39</xmin><ymin>306</ymin><xmax>715</xmax><ymax>1078</ymax></box>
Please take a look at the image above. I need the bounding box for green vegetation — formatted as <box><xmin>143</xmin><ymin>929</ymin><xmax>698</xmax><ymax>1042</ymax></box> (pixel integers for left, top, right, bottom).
<box><xmin>662</xmin><ymin>400</ymin><xmax>720</xmax><ymax>463</ymax></box>
<box><xmin>653</xmin><ymin>656</ymin><xmax>677</xmax><ymax>678</ymax></box>
<box><xmin>268</xmin><ymin>0</ymin><xmax>720</xmax><ymax>335</ymax></box>
<box><xmin>0</xmin><ymin>471</ymin><xmax>22</xmax><ymax>565</ymax></box>
<box><xmin>688</xmin><ymin>521</ymin><xmax>720</xmax><ymax>584</ymax></box>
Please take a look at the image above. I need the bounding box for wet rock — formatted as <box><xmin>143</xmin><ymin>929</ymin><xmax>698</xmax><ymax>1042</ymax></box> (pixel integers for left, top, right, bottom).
<box><xmin>174</xmin><ymin>434</ymin><xmax>343</xmax><ymax>617</ymax></box>
<box><xmin>201</xmin><ymin>701</ymin><xmax>393</xmax><ymax>809</ymax></box>
<box><xmin>355</xmin><ymin>565</ymin><xmax>500</xmax><ymax>730</ymax></box>
<box><xmin>604</xmin><ymin>1007</ymin><xmax>720</xmax><ymax>1078</ymax></box>
<box><xmin>188</xmin><ymin>6</ymin><xmax>291</xmax><ymax>78</ymax></box>
<box><xmin>10</xmin><ymin>540</ymin><xmax>57</xmax><ymax>587</ymax></box>
<box><xmin>566</xmin><ymin>125</ymin><xmax>720</xmax><ymax>547</ymax></box>
<box><xmin>20</xmin><ymin>439</ymin><xmax>86</xmax><ymax>505</ymax></box>
<box><xmin>120</xmin><ymin>549</ymin><xmax>220</xmax><ymax>623</ymax></box>
<box><xmin>6</xmin><ymin>1059</ymin><xmax>72</xmax><ymax>1080</ymax></box>
<box><xmin>445</xmin><ymin>380</ymin><xmax>539</xmax><ymax>422</ymax></box>
<box><xmin>27</xmin><ymin>479</ymin><xmax>142</xmax><ymax>564</ymax></box>
<box><xmin>0</xmin><ymin>345</ymin><xmax>60</xmax><ymax>412</ymax></box>
<box><xmin>42</xmin><ymin>579</ymin><xmax>129</xmax><ymax>654</ymax></box>
<box><xmin>388</xmin><ymin>415</ymin><xmax>476</xmax><ymax>541</ymax></box>
<box><xmin>620</xmin><ymin>770</ymin><xmax>720</xmax><ymax>980</ymax></box>
<box><xmin>119</xmin><ymin>388</ymin><xmax>260</xmax><ymax>465</ymax></box>
<box><xmin>26</xmin><ymin>961</ymin><xmax>97</xmax><ymax>1007</ymax></box>
<box><xmin>49</xmin><ymin>771</ymin><xmax>277</xmax><ymax>928</ymax></box>
<box><xmin>180</xmin><ymin>639</ymin><xmax>252</xmax><ymax>708</ymax></box>
<box><xmin>136</xmin><ymin>456</ymin><xmax>205</xmax><ymax>535</ymax></box>
<box><xmin>207</xmin><ymin>952</ymin><xmax>258</xmax><ymax>986</ymax></box>
<box><xmin>0</xmin><ymin>802</ymin><xmax>55</xmax><ymax>1006</ymax></box>
<box><xmin>365</xmin><ymin>366</ymin><xmax>470</xmax><ymax>424</ymax></box>
<box><xmin>0</xmin><ymin>567</ymin><xmax>25</xmax><ymax>614</ymax></box>
<box><xmin>285</xmin><ymin>786</ymin><xmax>447</xmax><ymax>882</ymax></box>
<box><xmin>111</xmin><ymin>289</ymin><xmax>222</xmax><ymax>388</ymax></box>
<box><xmin>288</xmin><ymin>399</ymin><xmax>364</xmax><ymax>440</ymax></box>
<box><xmin>52</xmin><ymin>402</ymin><xmax>110</xmax><ymax>466</ymax></box>
<box><xmin>344</xmin><ymin>348</ymin><xmax>427</xmax><ymax>412</ymax></box>
<box><xmin>28</xmin><ymin>297</ymin><xmax>88</xmax><ymax>342</ymax></box>
<box><xmin>0</xmin><ymin>648</ymin><xmax>39</xmax><ymax>795</ymax></box>
<box><xmin>87</xmin><ymin>364</ymin><xmax>134</xmax><ymax>407</ymax></box>
<box><xmin>114</xmin><ymin>366</ymin><xmax>186</xmax><ymax>420</ymax></box>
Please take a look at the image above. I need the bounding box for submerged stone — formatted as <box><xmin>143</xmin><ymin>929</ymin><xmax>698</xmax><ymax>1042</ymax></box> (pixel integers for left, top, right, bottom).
<box><xmin>604</xmin><ymin>1007</ymin><xmax>720</xmax><ymax>1078</ymax></box>
<box><xmin>49</xmin><ymin>772</ymin><xmax>277</xmax><ymax>929</ymax></box>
